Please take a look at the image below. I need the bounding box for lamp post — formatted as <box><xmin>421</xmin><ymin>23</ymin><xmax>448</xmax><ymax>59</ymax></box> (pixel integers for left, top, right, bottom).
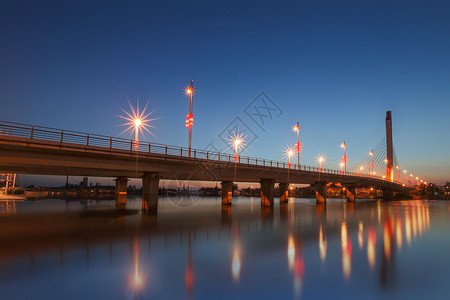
<box><xmin>293</xmin><ymin>122</ymin><xmax>301</xmax><ymax>168</ymax></box>
<box><xmin>340</xmin><ymin>142</ymin><xmax>347</xmax><ymax>174</ymax></box>
<box><xmin>369</xmin><ymin>150</ymin><xmax>374</xmax><ymax>175</ymax></box>
<box><xmin>185</xmin><ymin>80</ymin><xmax>196</xmax><ymax>157</ymax></box>
<box><xmin>287</xmin><ymin>149</ymin><xmax>294</xmax><ymax>182</ymax></box>
<box><xmin>317</xmin><ymin>155</ymin><xmax>325</xmax><ymax>172</ymax></box>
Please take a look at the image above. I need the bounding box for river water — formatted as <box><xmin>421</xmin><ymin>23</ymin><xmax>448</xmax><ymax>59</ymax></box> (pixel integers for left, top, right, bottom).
<box><xmin>0</xmin><ymin>197</ymin><xmax>449</xmax><ymax>299</ymax></box>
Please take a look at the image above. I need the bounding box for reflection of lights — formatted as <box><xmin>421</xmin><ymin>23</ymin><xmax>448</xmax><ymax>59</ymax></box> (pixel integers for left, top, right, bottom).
<box><xmin>294</xmin><ymin>257</ymin><xmax>304</xmax><ymax>298</ymax></box>
<box><xmin>418</xmin><ymin>207</ymin><xmax>423</xmax><ymax>236</ymax></box>
<box><xmin>412</xmin><ymin>208</ymin><xmax>418</xmax><ymax>239</ymax></box>
<box><xmin>396</xmin><ymin>218</ymin><xmax>403</xmax><ymax>250</ymax></box>
<box><xmin>405</xmin><ymin>211</ymin><xmax>412</xmax><ymax>245</ymax></box>
<box><xmin>341</xmin><ymin>223</ymin><xmax>351</xmax><ymax>279</ymax></box>
<box><xmin>288</xmin><ymin>235</ymin><xmax>296</xmax><ymax>270</ymax></box>
<box><xmin>341</xmin><ymin>223</ymin><xmax>348</xmax><ymax>248</ymax></box>
<box><xmin>232</xmin><ymin>245</ymin><xmax>241</xmax><ymax>281</ymax></box>
<box><xmin>367</xmin><ymin>228</ymin><xmax>376</xmax><ymax>269</ymax></box>
<box><xmin>319</xmin><ymin>226</ymin><xmax>327</xmax><ymax>262</ymax></box>
<box><xmin>131</xmin><ymin>237</ymin><xmax>144</xmax><ymax>292</ymax></box>
<box><xmin>358</xmin><ymin>222</ymin><xmax>364</xmax><ymax>249</ymax></box>
<box><xmin>425</xmin><ymin>206</ymin><xmax>430</xmax><ymax>230</ymax></box>
<box><xmin>377</xmin><ymin>202</ymin><xmax>381</xmax><ymax>224</ymax></box>
<box><xmin>383</xmin><ymin>222</ymin><xmax>391</xmax><ymax>260</ymax></box>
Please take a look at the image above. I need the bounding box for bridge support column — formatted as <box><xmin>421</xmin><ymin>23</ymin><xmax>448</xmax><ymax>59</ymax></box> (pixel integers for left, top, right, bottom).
<box><xmin>221</xmin><ymin>181</ymin><xmax>233</xmax><ymax>206</ymax></box>
<box><xmin>346</xmin><ymin>186</ymin><xmax>356</xmax><ymax>202</ymax></box>
<box><xmin>260</xmin><ymin>178</ymin><xmax>275</xmax><ymax>207</ymax></box>
<box><xmin>315</xmin><ymin>182</ymin><xmax>327</xmax><ymax>204</ymax></box>
<box><xmin>383</xmin><ymin>190</ymin><xmax>394</xmax><ymax>201</ymax></box>
<box><xmin>142</xmin><ymin>172</ymin><xmax>159</xmax><ymax>212</ymax></box>
<box><xmin>279</xmin><ymin>182</ymin><xmax>289</xmax><ymax>204</ymax></box>
<box><xmin>115</xmin><ymin>177</ymin><xmax>128</xmax><ymax>209</ymax></box>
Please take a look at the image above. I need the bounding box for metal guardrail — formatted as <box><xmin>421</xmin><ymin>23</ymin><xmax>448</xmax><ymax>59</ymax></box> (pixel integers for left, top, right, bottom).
<box><xmin>0</xmin><ymin>120</ymin><xmax>401</xmax><ymax>184</ymax></box>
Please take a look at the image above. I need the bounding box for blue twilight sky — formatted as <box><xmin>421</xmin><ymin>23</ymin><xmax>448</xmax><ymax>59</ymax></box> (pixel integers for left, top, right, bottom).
<box><xmin>1</xmin><ymin>0</ymin><xmax>449</xmax><ymax>185</ymax></box>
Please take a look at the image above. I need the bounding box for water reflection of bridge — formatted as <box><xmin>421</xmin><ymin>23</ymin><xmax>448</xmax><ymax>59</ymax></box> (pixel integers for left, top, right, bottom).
<box><xmin>0</xmin><ymin>199</ymin><xmax>431</xmax><ymax>296</ymax></box>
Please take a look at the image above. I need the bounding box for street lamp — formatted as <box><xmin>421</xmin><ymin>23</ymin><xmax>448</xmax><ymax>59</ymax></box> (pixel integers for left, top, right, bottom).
<box><xmin>234</xmin><ymin>138</ymin><xmax>241</xmax><ymax>161</ymax></box>
<box><xmin>227</xmin><ymin>130</ymin><xmax>247</xmax><ymax>179</ymax></box>
<box><xmin>118</xmin><ymin>100</ymin><xmax>156</xmax><ymax>150</ymax></box>
<box><xmin>369</xmin><ymin>150</ymin><xmax>374</xmax><ymax>175</ymax></box>
<box><xmin>284</xmin><ymin>146</ymin><xmax>295</xmax><ymax>182</ymax></box>
<box><xmin>317</xmin><ymin>155</ymin><xmax>326</xmax><ymax>172</ymax></box>
<box><xmin>185</xmin><ymin>80</ymin><xmax>196</xmax><ymax>157</ymax></box>
<box><xmin>293</xmin><ymin>122</ymin><xmax>301</xmax><ymax>168</ymax></box>
<box><xmin>340</xmin><ymin>142</ymin><xmax>347</xmax><ymax>174</ymax></box>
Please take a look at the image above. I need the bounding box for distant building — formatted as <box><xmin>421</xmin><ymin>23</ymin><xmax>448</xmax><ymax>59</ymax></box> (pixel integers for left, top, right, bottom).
<box><xmin>80</xmin><ymin>177</ymin><xmax>88</xmax><ymax>188</ymax></box>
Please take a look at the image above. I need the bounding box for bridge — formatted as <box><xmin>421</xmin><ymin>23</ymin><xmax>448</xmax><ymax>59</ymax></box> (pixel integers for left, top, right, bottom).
<box><xmin>0</xmin><ymin>111</ymin><xmax>408</xmax><ymax>211</ymax></box>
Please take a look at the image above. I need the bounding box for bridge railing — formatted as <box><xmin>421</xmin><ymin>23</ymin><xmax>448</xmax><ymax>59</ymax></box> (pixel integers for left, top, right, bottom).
<box><xmin>0</xmin><ymin>120</ymin><xmax>404</xmax><ymax>184</ymax></box>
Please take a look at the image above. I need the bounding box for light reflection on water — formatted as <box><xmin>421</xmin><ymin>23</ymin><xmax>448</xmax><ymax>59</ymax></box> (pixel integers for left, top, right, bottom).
<box><xmin>0</xmin><ymin>197</ymin><xmax>449</xmax><ymax>299</ymax></box>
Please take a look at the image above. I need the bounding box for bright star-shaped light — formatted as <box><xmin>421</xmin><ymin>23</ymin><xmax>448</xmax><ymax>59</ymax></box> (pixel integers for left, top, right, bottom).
<box><xmin>283</xmin><ymin>146</ymin><xmax>295</xmax><ymax>160</ymax></box>
<box><xmin>117</xmin><ymin>100</ymin><xmax>157</xmax><ymax>140</ymax></box>
<box><xmin>226</xmin><ymin>129</ymin><xmax>248</xmax><ymax>153</ymax></box>
<box><xmin>314</xmin><ymin>153</ymin><xmax>327</xmax><ymax>166</ymax></box>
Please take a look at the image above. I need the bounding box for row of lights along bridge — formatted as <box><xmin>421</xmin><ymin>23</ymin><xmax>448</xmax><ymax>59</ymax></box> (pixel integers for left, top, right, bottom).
<box><xmin>125</xmin><ymin>80</ymin><xmax>427</xmax><ymax>187</ymax></box>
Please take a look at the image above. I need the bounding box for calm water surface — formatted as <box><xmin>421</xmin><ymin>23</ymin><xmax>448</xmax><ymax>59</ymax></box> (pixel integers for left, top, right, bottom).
<box><xmin>0</xmin><ymin>197</ymin><xmax>449</xmax><ymax>299</ymax></box>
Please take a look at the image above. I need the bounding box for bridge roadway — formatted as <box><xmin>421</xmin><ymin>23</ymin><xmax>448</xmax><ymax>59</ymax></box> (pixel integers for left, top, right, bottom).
<box><xmin>0</xmin><ymin>121</ymin><xmax>405</xmax><ymax>210</ymax></box>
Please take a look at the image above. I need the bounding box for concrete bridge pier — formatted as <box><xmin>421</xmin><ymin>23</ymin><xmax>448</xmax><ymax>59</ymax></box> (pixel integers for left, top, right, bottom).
<box><xmin>142</xmin><ymin>172</ymin><xmax>160</xmax><ymax>212</ymax></box>
<box><xmin>279</xmin><ymin>182</ymin><xmax>289</xmax><ymax>204</ymax></box>
<box><xmin>345</xmin><ymin>186</ymin><xmax>356</xmax><ymax>202</ymax></box>
<box><xmin>383</xmin><ymin>190</ymin><xmax>394</xmax><ymax>201</ymax></box>
<box><xmin>221</xmin><ymin>181</ymin><xmax>233</xmax><ymax>206</ymax></box>
<box><xmin>260</xmin><ymin>178</ymin><xmax>275</xmax><ymax>207</ymax></box>
<box><xmin>315</xmin><ymin>182</ymin><xmax>327</xmax><ymax>204</ymax></box>
<box><xmin>115</xmin><ymin>177</ymin><xmax>128</xmax><ymax>208</ymax></box>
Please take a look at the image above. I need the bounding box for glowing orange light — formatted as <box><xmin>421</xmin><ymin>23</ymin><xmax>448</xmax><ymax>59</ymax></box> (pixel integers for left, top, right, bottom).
<box><xmin>367</xmin><ymin>228</ymin><xmax>376</xmax><ymax>269</ymax></box>
<box><xmin>288</xmin><ymin>235</ymin><xmax>295</xmax><ymax>270</ymax></box>
<box><xmin>341</xmin><ymin>222</ymin><xmax>351</xmax><ymax>280</ymax></box>
<box><xmin>396</xmin><ymin>218</ymin><xmax>403</xmax><ymax>250</ymax></box>
<box><xmin>227</xmin><ymin>130</ymin><xmax>247</xmax><ymax>155</ymax></box>
<box><xmin>319</xmin><ymin>226</ymin><xmax>327</xmax><ymax>263</ymax></box>
<box><xmin>383</xmin><ymin>222</ymin><xmax>391</xmax><ymax>260</ymax></box>
<box><xmin>405</xmin><ymin>211</ymin><xmax>412</xmax><ymax>245</ymax></box>
<box><xmin>232</xmin><ymin>244</ymin><xmax>241</xmax><ymax>281</ymax></box>
<box><xmin>369</xmin><ymin>151</ymin><xmax>373</xmax><ymax>156</ymax></box>
<box><xmin>358</xmin><ymin>222</ymin><xmax>364</xmax><ymax>249</ymax></box>
<box><xmin>118</xmin><ymin>100</ymin><xmax>157</xmax><ymax>145</ymax></box>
